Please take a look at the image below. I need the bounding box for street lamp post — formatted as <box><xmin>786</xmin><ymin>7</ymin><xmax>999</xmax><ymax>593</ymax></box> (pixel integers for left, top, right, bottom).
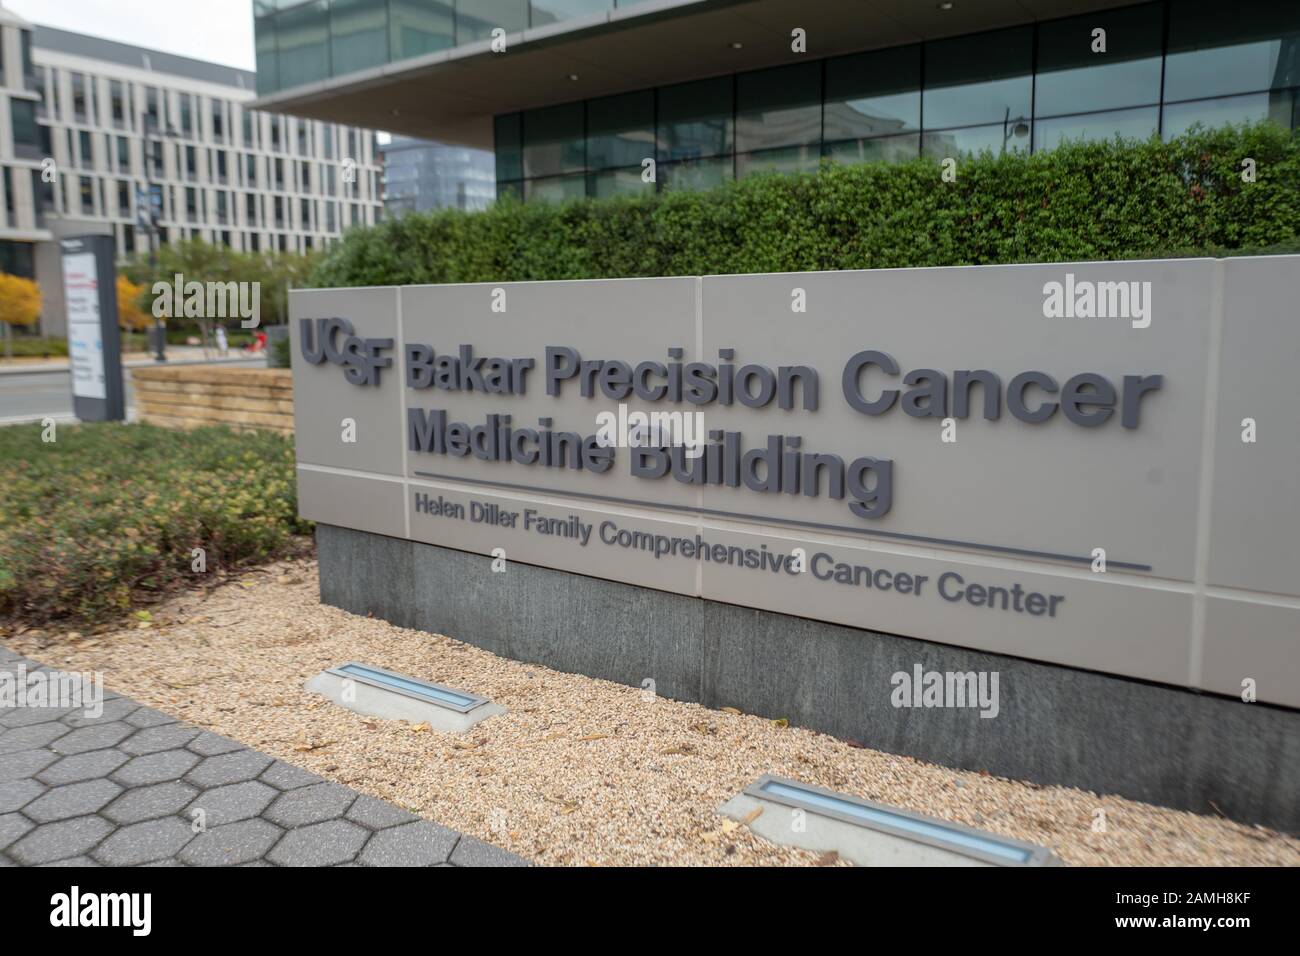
<box><xmin>142</xmin><ymin>115</ymin><xmax>171</xmax><ymax>361</ymax></box>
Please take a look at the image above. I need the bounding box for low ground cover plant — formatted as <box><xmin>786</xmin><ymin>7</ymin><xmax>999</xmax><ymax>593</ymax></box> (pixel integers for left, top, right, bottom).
<box><xmin>0</xmin><ymin>422</ymin><xmax>309</xmax><ymax>629</ymax></box>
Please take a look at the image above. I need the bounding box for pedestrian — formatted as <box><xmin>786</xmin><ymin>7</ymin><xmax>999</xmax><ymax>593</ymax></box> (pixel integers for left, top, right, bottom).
<box><xmin>215</xmin><ymin>324</ymin><xmax>228</xmax><ymax>356</ymax></box>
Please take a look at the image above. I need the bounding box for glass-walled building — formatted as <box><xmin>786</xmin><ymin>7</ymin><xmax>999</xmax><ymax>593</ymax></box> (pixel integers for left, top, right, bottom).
<box><xmin>495</xmin><ymin>1</ymin><xmax>1300</xmax><ymax>200</ymax></box>
<box><xmin>381</xmin><ymin>135</ymin><xmax>495</xmax><ymax>214</ymax></box>
<box><xmin>251</xmin><ymin>0</ymin><xmax>1300</xmax><ymax>202</ymax></box>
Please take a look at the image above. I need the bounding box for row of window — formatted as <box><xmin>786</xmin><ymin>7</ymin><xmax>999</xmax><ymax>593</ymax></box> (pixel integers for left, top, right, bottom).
<box><xmin>494</xmin><ymin>0</ymin><xmax>1300</xmax><ymax>198</ymax></box>
<box><xmin>254</xmin><ymin>0</ymin><xmax>655</xmax><ymax>94</ymax></box>
<box><xmin>38</xmin><ymin>170</ymin><xmax>374</xmax><ymax>236</ymax></box>
<box><xmin>54</xmin><ymin>127</ymin><xmax>379</xmax><ymax>200</ymax></box>
<box><xmin>109</xmin><ymin>221</ymin><xmax>343</xmax><ymax>257</ymax></box>
<box><xmin>31</xmin><ymin>63</ymin><xmax>378</xmax><ymax>161</ymax></box>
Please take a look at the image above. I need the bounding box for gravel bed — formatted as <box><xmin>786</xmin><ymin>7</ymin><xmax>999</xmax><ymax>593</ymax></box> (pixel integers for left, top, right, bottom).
<box><xmin>5</xmin><ymin>558</ymin><xmax>1297</xmax><ymax>867</ymax></box>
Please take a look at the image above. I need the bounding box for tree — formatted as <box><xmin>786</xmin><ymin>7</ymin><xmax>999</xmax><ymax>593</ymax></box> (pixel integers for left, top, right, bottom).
<box><xmin>0</xmin><ymin>273</ymin><xmax>41</xmax><ymax>360</ymax></box>
<box><xmin>117</xmin><ymin>275</ymin><xmax>149</xmax><ymax>351</ymax></box>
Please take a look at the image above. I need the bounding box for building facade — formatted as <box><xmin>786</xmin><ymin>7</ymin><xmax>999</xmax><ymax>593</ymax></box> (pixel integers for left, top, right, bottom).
<box><xmin>381</xmin><ymin>135</ymin><xmax>495</xmax><ymax>215</ymax></box>
<box><xmin>0</xmin><ymin>4</ymin><xmax>384</xmax><ymax>335</ymax></box>
<box><xmin>249</xmin><ymin>0</ymin><xmax>1298</xmax><ymax>201</ymax></box>
<box><xmin>0</xmin><ymin>3</ymin><xmax>47</xmax><ymax>278</ymax></box>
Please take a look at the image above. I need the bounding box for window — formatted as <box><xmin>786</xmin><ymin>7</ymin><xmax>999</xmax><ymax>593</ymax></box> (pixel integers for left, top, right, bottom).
<box><xmin>255</xmin><ymin>13</ymin><xmax>279</xmax><ymax>94</ymax></box>
<box><xmin>331</xmin><ymin>0</ymin><xmax>389</xmax><ymax>75</ymax></box>
<box><xmin>1164</xmin><ymin>0</ymin><xmax>1300</xmax><ymax>103</ymax></box>
<box><xmin>736</xmin><ymin>62</ymin><xmax>822</xmax><ymax>153</ymax></box>
<box><xmin>823</xmin><ymin>44</ymin><xmax>921</xmax><ymax>162</ymax></box>
<box><xmin>78</xmin><ymin>130</ymin><xmax>93</xmax><ymax>167</ymax></box>
<box><xmin>586</xmin><ymin>90</ymin><xmax>654</xmax><ymax>170</ymax></box>
<box><xmin>825</xmin><ymin>45</ymin><xmax>921</xmax><ymax>142</ymax></box>
<box><xmin>212</xmin><ymin>99</ymin><xmax>225</xmax><ymax>141</ymax></box>
<box><xmin>110</xmin><ymin>80</ymin><xmax>126</xmax><ymax>126</ymax></box>
<box><xmin>657</xmin><ymin>76</ymin><xmax>733</xmax><ymax>162</ymax></box>
<box><xmin>277</xmin><ymin>0</ymin><xmax>331</xmax><ymax>89</ymax></box>
<box><xmin>389</xmin><ymin>0</ymin><xmax>453</xmax><ymax>60</ymax></box>
<box><xmin>72</xmin><ymin>73</ymin><xmax>88</xmax><ymax>122</ymax></box>
<box><xmin>116</xmin><ymin>135</ymin><xmax>130</xmax><ymax>173</ymax></box>
<box><xmin>494</xmin><ymin>113</ymin><xmax>522</xmax><ymax>183</ymax></box>
<box><xmin>1036</xmin><ymin>4</ymin><xmax>1163</xmax><ymax>118</ymax></box>
<box><xmin>522</xmin><ymin>103</ymin><xmax>584</xmax><ymax>178</ymax></box>
<box><xmin>923</xmin><ymin>26</ymin><xmax>1033</xmax><ymax>130</ymax></box>
<box><xmin>80</xmin><ymin>176</ymin><xmax>94</xmax><ymax>214</ymax></box>
<box><xmin>458</xmin><ymin>0</ymin><xmax>527</xmax><ymax>45</ymax></box>
<box><xmin>180</xmin><ymin>94</ymin><xmax>193</xmax><ymax>137</ymax></box>
<box><xmin>10</xmin><ymin>98</ymin><xmax>39</xmax><ymax>154</ymax></box>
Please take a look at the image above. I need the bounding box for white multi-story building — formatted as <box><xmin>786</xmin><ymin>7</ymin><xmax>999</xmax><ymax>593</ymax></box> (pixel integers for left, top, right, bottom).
<box><xmin>0</xmin><ymin>3</ymin><xmax>384</xmax><ymax>336</ymax></box>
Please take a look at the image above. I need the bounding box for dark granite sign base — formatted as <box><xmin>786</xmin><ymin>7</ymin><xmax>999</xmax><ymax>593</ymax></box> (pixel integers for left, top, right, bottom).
<box><xmin>316</xmin><ymin>524</ymin><xmax>1300</xmax><ymax>833</ymax></box>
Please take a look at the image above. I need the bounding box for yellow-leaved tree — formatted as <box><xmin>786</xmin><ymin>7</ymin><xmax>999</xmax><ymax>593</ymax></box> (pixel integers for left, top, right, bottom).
<box><xmin>117</xmin><ymin>275</ymin><xmax>149</xmax><ymax>351</ymax></box>
<box><xmin>0</xmin><ymin>273</ymin><xmax>41</xmax><ymax>360</ymax></box>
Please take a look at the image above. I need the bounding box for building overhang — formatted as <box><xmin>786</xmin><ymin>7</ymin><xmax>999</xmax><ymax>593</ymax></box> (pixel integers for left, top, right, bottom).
<box><xmin>251</xmin><ymin>0</ymin><xmax>1135</xmax><ymax>149</ymax></box>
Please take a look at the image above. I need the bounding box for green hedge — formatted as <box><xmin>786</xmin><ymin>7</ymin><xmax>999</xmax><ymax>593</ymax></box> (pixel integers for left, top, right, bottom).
<box><xmin>310</xmin><ymin>123</ymin><xmax>1300</xmax><ymax>288</ymax></box>
<box><xmin>0</xmin><ymin>423</ymin><xmax>309</xmax><ymax>628</ymax></box>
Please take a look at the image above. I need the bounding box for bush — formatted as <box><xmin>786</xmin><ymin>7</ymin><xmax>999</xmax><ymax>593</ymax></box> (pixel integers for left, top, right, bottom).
<box><xmin>310</xmin><ymin>123</ymin><xmax>1300</xmax><ymax>288</ymax></box>
<box><xmin>0</xmin><ymin>423</ymin><xmax>310</xmax><ymax>628</ymax></box>
<box><xmin>0</xmin><ymin>336</ymin><xmax>68</xmax><ymax>358</ymax></box>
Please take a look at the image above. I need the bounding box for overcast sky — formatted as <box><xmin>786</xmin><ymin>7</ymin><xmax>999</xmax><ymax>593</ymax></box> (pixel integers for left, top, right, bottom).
<box><xmin>7</xmin><ymin>0</ymin><xmax>256</xmax><ymax>71</ymax></box>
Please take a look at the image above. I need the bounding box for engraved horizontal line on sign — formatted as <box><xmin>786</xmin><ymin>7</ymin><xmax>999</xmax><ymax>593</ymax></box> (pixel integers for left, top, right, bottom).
<box><xmin>410</xmin><ymin>470</ymin><xmax>1154</xmax><ymax>572</ymax></box>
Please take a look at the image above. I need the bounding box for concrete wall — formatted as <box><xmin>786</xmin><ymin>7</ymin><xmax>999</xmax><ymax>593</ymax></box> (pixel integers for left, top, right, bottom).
<box><xmin>317</xmin><ymin>523</ymin><xmax>1300</xmax><ymax>833</ymax></box>
<box><xmin>133</xmin><ymin>365</ymin><xmax>292</xmax><ymax>434</ymax></box>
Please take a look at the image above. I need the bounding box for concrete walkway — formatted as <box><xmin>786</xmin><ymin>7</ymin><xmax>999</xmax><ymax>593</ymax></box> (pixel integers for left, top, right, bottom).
<box><xmin>0</xmin><ymin>647</ymin><xmax>527</xmax><ymax>867</ymax></box>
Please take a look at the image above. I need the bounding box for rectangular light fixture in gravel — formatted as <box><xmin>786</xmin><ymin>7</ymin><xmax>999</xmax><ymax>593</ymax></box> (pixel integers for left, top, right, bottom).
<box><xmin>306</xmin><ymin>662</ymin><xmax>504</xmax><ymax>733</ymax></box>
<box><xmin>719</xmin><ymin>774</ymin><xmax>1059</xmax><ymax>867</ymax></box>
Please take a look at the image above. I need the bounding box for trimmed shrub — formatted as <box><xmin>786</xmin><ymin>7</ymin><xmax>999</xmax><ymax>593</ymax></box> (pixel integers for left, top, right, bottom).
<box><xmin>0</xmin><ymin>423</ymin><xmax>309</xmax><ymax>628</ymax></box>
<box><xmin>310</xmin><ymin>123</ymin><xmax>1300</xmax><ymax>288</ymax></box>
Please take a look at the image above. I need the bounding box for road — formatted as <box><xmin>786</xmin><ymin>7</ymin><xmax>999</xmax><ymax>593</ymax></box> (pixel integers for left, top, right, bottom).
<box><xmin>0</xmin><ymin>357</ymin><xmax>266</xmax><ymax>424</ymax></box>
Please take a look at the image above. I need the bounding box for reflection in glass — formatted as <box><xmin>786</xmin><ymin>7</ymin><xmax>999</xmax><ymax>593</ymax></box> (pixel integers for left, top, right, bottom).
<box><xmin>277</xmin><ymin>0</ymin><xmax>331</xmax><ymax>89</ymax></box>
<box><xmin>494</xmin><ymin>113</ymin><xmax>523</xmax><ymax>181</ymax></box>
<box><xmin>587</xmin><ymin>167</ymin><xmax>650</xmax><ymax>199</ymax></box>
<box><xmin>1161</xmin><ymin>90</ymin><xmax>1294</xmax><ymax>139</ymax></box>
<box><xmin>922</xmin><ymin>122</ymin><xmax>1029</xmax><ymax>159</ymax></box>
<box><xmin>390</xmin><ymin>0</ymin><xmax>454</xmax><ymax>60</ymax></box>
<box><xmin>1033</xmin><ymin>106</ymin><xmax>1159</xmax><ymax>150</ymax></box>
<box><xmin>659</xmin><ymin>156</ymin><xmax>734</xmax><ymax>192</ymax></box>
<box><xmin>657</xmin><ymin>77</ymin><xmax>733</xmax><ymax>161</ymax></box>
<box><xmin>823</xmin><ymin>134</ymin><xmax>920</xmax><ymax>166</ymax></box>
<box><xmin>458</xmin><ymin>0</ymin><xmax>529</xmax><ymax>44</ymax></box>
<box><xmin>1165</xmin><ymin>0</ymin><xmax>1300</xmax><ymax>101</ymax></box>
<box><xmin>1035</xmin><ymin>3</ymin><xmax>1163</xmax><ymax>116</ymax></box>
<box><xmin>923</xmin><ymin>26</ymin><xmax>1032</xmax><ymax>129</ymax></box>
<box><xmin>531</xmin><ymin>0</ymin><xmax>614</xmax><ymax>27</ymax></box>
<box><xmin>736</xmin><ymin>63</ymin><xmax>822</xmax><ymax>153</ymax></box>
<box><xmin>824</xmin><ymin>45</ymin><xmax>920</xmax><ymax>142</ymax></box>
<box><xmin>587</xmin><ymin>90</ymin><xmax>654</xmax><ymax>170</ymax></box>
<box><xmin>255</xmin><ymin>17</ymin><xmax>279</xmax><ymax>93</ymax></box>
<box><xmin>524</xmin><ymin>174</ymin><xmax>587</xmax><ymax>202</ymax></box>
<box><xmin>523</xmin><ymin>103</ymin><xmax>585</xmax><ymax>177</ymax></box>
<box><xmin>331</xmin><ymin>0</ymin><xmax>389</xmax><ymax>75</ymax></box>
<box><xmin>735</xmin><ymin>145</ymin><xmax>820</xmax><ymax>178</ymax></box>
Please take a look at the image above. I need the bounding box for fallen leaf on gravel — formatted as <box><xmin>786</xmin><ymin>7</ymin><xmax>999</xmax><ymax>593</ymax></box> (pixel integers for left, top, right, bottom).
<box><xmin>293</xmin><ymin>740</ymin><xmax>335</xmax><ymax>752</ymax></box>
<box><xmin>720</xmin><ymin>707</ymin><xmax>741</xmax><ymax>715</ymax></box>
<box><xmin>410</xmin><ymin>722</ymin><xmax>431</xmax><ymax>733</ymax></box>
<box><xmin>772</xmin><ymin>718</ymin><xmax>789</xmax><ymax>728</ymax></box>
<box><xmin>815</xmin><ymin>851</ymin><xmax>840</xmax><ymax>866</ymax></box>
<box><xmin>578</xmin><ymin>733</ymin><xmax>609</xmax><ymax>741</ymax></box>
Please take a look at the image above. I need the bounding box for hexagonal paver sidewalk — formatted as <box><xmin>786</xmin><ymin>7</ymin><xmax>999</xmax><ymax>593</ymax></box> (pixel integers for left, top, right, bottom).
<box><xmin>0</xmin><ymin>650</ymin><xmax>527</xmax><ymax>867</ymax></box>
